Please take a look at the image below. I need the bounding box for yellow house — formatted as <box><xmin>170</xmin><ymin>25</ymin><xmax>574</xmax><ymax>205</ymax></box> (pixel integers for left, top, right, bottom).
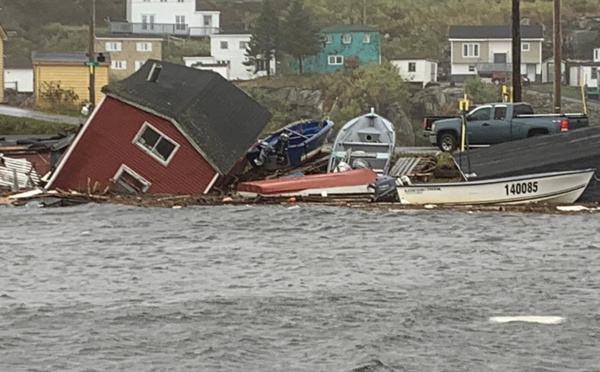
<box><xmin>0</xmin><ymin>24</ymin><xmax>8</xmax><ymax>103</ymax></box>
<box><xmin>32</xmin><ymin>51</ymin><xmax>110</xmax><ymax>107</ymax></box>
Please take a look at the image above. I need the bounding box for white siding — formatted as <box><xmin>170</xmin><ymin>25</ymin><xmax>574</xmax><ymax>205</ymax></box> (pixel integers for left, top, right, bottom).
<box><xmin>451</xmin><ymin>64</ymin><xmax>477</xmax><ymax>76</ymax></box>
<box><xmin>569</xmin><ymin>66</ymin><xmax>599</xmax><ymax>88</ymax></box>
<box><xmin>209</xmin><ymin>34</ymin><xmax>275</xmax><ymax>80</ymax></box>
<box><xmin>4</xmin><ymin>68</ymin><xmax>34</xmax><ymax>93</ymax></box>
<box><xmin>127</xmin><ymin>0</ymin><xmax>220</xmax><ymax>34</ymax></box>
<box><xmin>391</xmin><ymin>59</ymin><xmax>437</xmax><ymax>87</ymax></box>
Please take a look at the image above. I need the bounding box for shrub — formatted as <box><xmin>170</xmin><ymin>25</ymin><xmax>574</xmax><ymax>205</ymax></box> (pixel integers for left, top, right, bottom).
<box><xmin>40</xmin><ymin>81</ymin><xmax>79</xmax><ymax>108</ymax></box>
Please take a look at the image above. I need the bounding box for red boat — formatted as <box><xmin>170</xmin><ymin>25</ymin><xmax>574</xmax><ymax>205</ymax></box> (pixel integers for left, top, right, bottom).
<box><xmin>237</xmin><ymin>168</ymin><xmax>377</xmax><ymax>197</ymax></box>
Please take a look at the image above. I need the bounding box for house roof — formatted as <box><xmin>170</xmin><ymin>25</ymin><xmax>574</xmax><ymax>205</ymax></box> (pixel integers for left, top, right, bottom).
<box><xmin>448</xmin><ymin>25</ymin><xmax>543</xmax><ymax>39</ymax></box>
<box><xmin>102</xmin><ymin>59</ymin><xmax>272</xmax><ymax>175</ymax></box>
<box><xmin>95</xmin><ymin>33</ymin><xmax>164</xmax><ymax>40</ymax></box>
<box><xmin>4</xmin><ymin>57</ymin><xmax>32</xmax><ymax>69</ymax></box>
<box><xmin>217</xmin><ymin>29</ymin><xmax>252</xmax><ymax>36</ymax></box>
<box><xmin>31</xmin><ymin>51</ymin><xmax>111</xmax><ymax>64</ymax></box>
<box><xmin>391</xmin><ymin>58</ymin><xmax>438</xmax><ymax>63</ymax></box>
<box><xmin>321</xmin><ymin>24</ymin><xmax>379</xmax><ymax>33</ymax></box>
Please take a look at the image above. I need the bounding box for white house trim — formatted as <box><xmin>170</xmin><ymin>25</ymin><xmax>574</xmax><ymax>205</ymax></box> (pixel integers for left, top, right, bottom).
<box><xmin>132</xmin><ymin>121</ymin><xmax>181</xmax><ymax>166</ymax></box>
<box><xmin>449</xmin><ymin>38</ymin><xmax>544</xmax><ymax>42</ymax></box>
<box><xmin>46</xmin><ymin>96</ymin><xmax>107</xmax><ymax>190</ymax></box>
<box><xmin>203</xmin><ymin>172</ymin><xmax>219</xmax><ymax>194</ymax></box>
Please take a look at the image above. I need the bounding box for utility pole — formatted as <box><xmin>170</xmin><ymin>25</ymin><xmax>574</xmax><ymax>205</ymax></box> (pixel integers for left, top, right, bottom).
<box><xmin>362</xmin><ymin>0</ymin><xmax>367</xmax><ymax>25</ymax></box>
<box><xmin>553</xmin><ymin>0</ymin><xmax>561</xmax><ymax>113</ymax></box>
<box><xmin>512</xmin><ymin>0</ymin><xmax>522</xmax><ymax>102</ymax></box>
<box><xmin>88</xmin><ymin>0</ymin><xmax>96</xmax><ymax>108</ymax></box>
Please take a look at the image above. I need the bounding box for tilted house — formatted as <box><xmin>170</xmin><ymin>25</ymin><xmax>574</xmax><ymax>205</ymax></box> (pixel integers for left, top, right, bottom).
<box><xmin>47</xmin><ymin>60</ymin><xmax>271</xmax><ymax>194</ymax></box>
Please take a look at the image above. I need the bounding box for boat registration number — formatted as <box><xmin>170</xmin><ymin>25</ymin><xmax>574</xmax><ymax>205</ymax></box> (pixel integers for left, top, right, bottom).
<box><xmin>504</xmin><ymin>181</ymin><xmax>538</xmax><ymax>196</ymax></box>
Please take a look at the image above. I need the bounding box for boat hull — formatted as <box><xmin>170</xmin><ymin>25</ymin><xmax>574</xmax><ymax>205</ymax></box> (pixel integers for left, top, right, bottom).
<box><xmin>397</xmin><ymin>169</ymin><xmax>595</xmax><ymax>205</ymax></box>
<box><xmin>237</xmin><ymin>168</ymin><xmax>377</xmax><ymax>198</ymax></box>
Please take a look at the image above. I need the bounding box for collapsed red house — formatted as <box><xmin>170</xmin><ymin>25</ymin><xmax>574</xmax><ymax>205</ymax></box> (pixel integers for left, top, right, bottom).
<box><xmin>47</xmin><ymin>60</ymin><xmax>271</xmax><ymax>194</ymax></box>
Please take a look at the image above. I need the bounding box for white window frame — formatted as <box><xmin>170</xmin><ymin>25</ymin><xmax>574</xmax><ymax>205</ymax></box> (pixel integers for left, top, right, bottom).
<box><xmin>325</xmin><ymin>34</ymin><xmax>333</xmax><ymax>44</ymax></box>
<box><xmin>175</xmin><ymin>15</ymin><xmax>186</xmax><ymax>31</ymax></box>
<box><xmin>328</xmin><ymin>55</ymin><xmax>344</xmax><ymax>65</ymax></box>
<box><xmin>594</xmin><ymin>48</ymin><xmax>600</xmax><ymax>61</ymax></box>
<box><xmin>136</xmin><ymin>42</ymin><xmax>152</xmax><ymax>52</ymax></box>
<box><xmin>203</xmin><ymin>15</ymin><xmax>212</xmax><ymax>26</ymax></box>
<box><xmin>105</xmin><ymin>42</ymin><xmax>121</xmax><ymax>52</ymax></box>
<box><xmin>521</xmin><ymin>42</ymin><xmax>530</xmax><ymax>51</ymax></box>
<box><xmin>462</xmin><ymin>43</ymin><xmax>480</xmax><ymax>58</ymax></box>
<box><xmin>468</xmin><ymin>65</ymin><xmax>476</xmax><ymax>72</ymax></box>
<box><xmin>363</xmin><ymin>34</ymin><xmax>370</xmax><ymax>44</ymax></box>
<box><xmin>113</xmin><ymin>164</ymin><xmax>151</xmax><ymax>193</ymax></box>
<box><xmin>135</xmin><ymin>60</ymin><xmax>145</xmax><ymax>71</ymax></box>
<box><xmin>220</xmin><ymin>41</ymin><xmax>228</xmax><ymax>49</ymax></box>
<box><xmin>342</xmin><ymin>34</ymin><xmax>352</xmax><ymax>44</ymax></box>
<box><xmin>133</xmin><ymin>122</ymin><xmax>180</xmax><ymax>166</ymax></box>
<box><xmin>408</xmin><ymin>62</ymin><xmax>416</xmax><ymax>72</ymax></box>
<box><xmin>239</xmin><ymin>41</ymin><xmax>248</xmax><ymax>50</ymax></box>
<box><xmin>111</xmin><ymin>60</ymin><xmax>127</xmax><ymax>70</ymax></box>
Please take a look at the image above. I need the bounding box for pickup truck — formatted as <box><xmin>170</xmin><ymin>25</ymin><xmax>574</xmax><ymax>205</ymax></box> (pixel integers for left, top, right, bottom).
<box><xmin>424</xmin><ymin>103</ymin><xmax>589</xmax><ymax>152</ymax></box>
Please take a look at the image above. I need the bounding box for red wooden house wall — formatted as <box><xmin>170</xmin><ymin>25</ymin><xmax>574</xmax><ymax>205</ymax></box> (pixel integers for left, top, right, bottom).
<box><xmin>49</xmin><ymin>96</ymin><xmax>219</xmax><ymax>194</ymax></box>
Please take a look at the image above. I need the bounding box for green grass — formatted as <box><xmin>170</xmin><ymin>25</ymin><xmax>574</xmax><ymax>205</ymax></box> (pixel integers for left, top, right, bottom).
<box><xmin>527</xmin><ymin>83</ymin><xmax>586</xmax><ymax>101</ymax></box>
<box><xmin>0</xmin><ymin>115</ymin><xmax>76</xmax><ymax>135</ymax></box>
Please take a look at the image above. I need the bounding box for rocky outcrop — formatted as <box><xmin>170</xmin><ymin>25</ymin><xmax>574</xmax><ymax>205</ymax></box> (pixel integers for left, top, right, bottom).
<box><xmin>383</xmin><ymin>102</ymin><xmax>416</xmax><ymax>146</ymax></box>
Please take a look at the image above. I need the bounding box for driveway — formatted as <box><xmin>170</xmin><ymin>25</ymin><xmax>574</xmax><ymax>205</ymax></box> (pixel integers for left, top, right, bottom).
<box><xmin>0</xmin><ymin>105</ymin><xmax>81</xmax><ymax>125</ymax></box>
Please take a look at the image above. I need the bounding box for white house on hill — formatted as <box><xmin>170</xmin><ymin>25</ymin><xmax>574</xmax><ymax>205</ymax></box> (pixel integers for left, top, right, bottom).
<box><xmin>110</xmin><ymin>0</ymin><xmax>220</xmax><ymax>37</ymax></box>
<box><xmin>184</xmin><ymin>31</ymin><xmax>274</xmax><ymax>81</ymax></box>
<box><xmin>391</xmin><ymin>58</ymin><xmax>438</xmax><ymax>87</ymax></box>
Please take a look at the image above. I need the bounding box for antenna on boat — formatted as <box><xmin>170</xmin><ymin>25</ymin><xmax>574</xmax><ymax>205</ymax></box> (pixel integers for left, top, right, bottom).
<box><xmin>370</xmin><ymin>107</ymin><xmax>375</xmax><ymax>114</ymax></box>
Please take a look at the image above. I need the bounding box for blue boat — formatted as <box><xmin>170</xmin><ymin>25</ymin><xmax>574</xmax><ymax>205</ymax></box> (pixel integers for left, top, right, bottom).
<box><xmin>247</xmin><ymin>119</ymin><xmax>334</xmax><ymax>171</ymax></box>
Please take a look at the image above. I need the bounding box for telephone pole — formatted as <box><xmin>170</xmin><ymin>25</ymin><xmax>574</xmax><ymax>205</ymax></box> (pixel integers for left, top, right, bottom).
<box><xmin>553</xmin><ymin>0</ymin><xmax>561</xmax><ymax>113</ymax></box>
<box><xmin>362</xmin><ymin>0</ymin><xmax>367</xmax><ymax>25</ymax></box>
<box><xmin>88</xmin><ymin>0</ymin><xmax>96</xmax><ymax>108</ymax></box>
<box><xmin>512</xmin><ymin>0</ymin><xmax>522</xmax><ymax>102</ymax></box>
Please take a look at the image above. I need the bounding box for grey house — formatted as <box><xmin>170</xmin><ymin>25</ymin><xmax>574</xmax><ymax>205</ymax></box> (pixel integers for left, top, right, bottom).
<box><xmin>449</xmin><ymin>25</ymin><xmax>543</xmax><ymax>82</ymax></box>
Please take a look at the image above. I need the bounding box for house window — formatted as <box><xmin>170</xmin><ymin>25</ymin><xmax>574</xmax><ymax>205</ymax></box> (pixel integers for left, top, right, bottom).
<box><xmin>325</xmin><ymin>34</ymin><xmax>333</xmax><ymax>44</ymax></box>
<box><xmin>178</xmin><ymin>0</ymin><xmax>184</xmax><ymax>2</ymax></box>
<box><xmin>408</xmin><ymin>62</ymin><xmax>416</xmax><ymax>72</ymax></box>
<box><xmin>328</xmin><ymin>55</ymin><xmax>344</xmax><ymax>65</ymax></box>
<box><xmin>111</xmin><ymin>60</ymin><xmax>127</xmax><ymax>70</ymax></box>
<box><xmin>136</xmin><ymin>42</ymin><xmax>152</xmax><ymax>52</ymax></box>
<box><xmin>160</xmin><ymin>0</ymin><xmax>166</xmax><ymax>2</ymax></box>
<box><xmin>468</xmin><ymin>65</ymin><xmax>476</xmax><ymax>72</ymax></box>
<box><xmin>239</xmin><ymin>41</ymin><xmax>249</xmax><ymax>50</ymax></box>
<box><xmin>135</xmin><ymin>61</ymin><xmax>145</xmax><ymax>71</ymax></box>
<box><xmin>342</xmin><ymin>34</ymin><xmax>352</xmax><ymax>44</ymax></box>
<box><xmin>462</xmin><ymin>43</ymin><xmax>480</xmax><ymax>58</ymax></box>
<box><xmin>592</xmin><ymin>67</ymin><xmax>598</xmax><ymax>80</ymax></box>
<box><xmin>363</xmin><ymin>34</ymin><xmax>370</xmax><ymax>43</ymax></box>
<box><xmin>522</xmin><ymin>42</ymin><xmax>530</xmax><ymax>51</ymax></box>
<box><xmin>134</xmin><ymin>122</ymin><xmax>180</xmax><ymax>165</ymax></box>
<box><xmin>595</xmin><ymin>48</ymin><xmax>600</xmax><ymax>61</ymax></box>
<box><xmin>113</xmin><ymin>165</ymin><xmax>151</xmax><ymax>194</ymax></box>
<box><xmin>221</xmin><ymin>41</ymin><xmax>228</xmax><ymax>49</ymax></box>
<box><xmin>142</xmin><ymin>15</ymin><xmax>155</xmax><ymax>30</ymax></box>
<box><xmin>175</xmin><ymin>15</ymin><xmax>186</xmax><ymax>31</ymax></box>
<box><xmin>203</xmin><ymin>15</ymin><xmax>212</xmax><ymax>26</ymax></box>
<box><xmin>105</xmin><ymin>42</ymin><xmax>121</xmax><ymax>52</ymax></box>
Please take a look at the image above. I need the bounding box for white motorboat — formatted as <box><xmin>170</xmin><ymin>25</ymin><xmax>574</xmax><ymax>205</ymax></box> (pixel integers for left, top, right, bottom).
<box><xmin>396</xmin><ymin>169</ymin><xmax>595</xmax><ymax>205</ymax></box>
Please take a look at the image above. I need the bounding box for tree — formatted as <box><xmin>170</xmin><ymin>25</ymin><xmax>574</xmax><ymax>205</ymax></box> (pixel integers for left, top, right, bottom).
<box><xmin>245</xmin><ymin>0</ymin><xmax>281</xmax><ymax>78</ymax></box>
<box><xmin>281</xmin><ymin>0</ymin><xmax>321</xmax><ymax>74</ymax></box>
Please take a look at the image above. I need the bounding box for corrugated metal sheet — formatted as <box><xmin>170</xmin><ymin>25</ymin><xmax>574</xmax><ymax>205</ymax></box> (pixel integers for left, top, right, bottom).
<box><xmin>0</xmin><ymin>155</ymin><xmax>40</xmax><ymax>189</ymax></box>
<box><xmin>452</xmin><ymin>127</ymin><xmax>600</xmax><ymax>202</ymax></box>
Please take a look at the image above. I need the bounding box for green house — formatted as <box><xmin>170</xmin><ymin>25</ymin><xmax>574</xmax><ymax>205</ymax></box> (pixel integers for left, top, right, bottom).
<box><xmin>294</xmin><ymin>24</ymin><xmax>381</xmax><ymax>73</ymax></box>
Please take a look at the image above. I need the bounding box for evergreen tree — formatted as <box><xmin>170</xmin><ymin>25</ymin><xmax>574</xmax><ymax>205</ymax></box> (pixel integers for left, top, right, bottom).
<box><xmin>282</xmin><ymin>0</ymin><xmax>321</xmax><ymax>74</ymax></box>
<box><xmin>245</xmin><ymin>0</ymin><xmax>281</xmax><ymax>78</ymax></box>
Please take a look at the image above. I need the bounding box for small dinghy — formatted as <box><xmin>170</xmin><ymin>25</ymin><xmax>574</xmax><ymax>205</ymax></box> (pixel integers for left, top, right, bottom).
<box><xmin>391</xmin><ymin>168</ymin><xmax>596</xmax><ymax>205</ymax></box>
<box><xmin>247</xmin><ymin>119</ymin><xmax>334</xmax><ymax>171</ymax></box>
<box><xmin>328</xmin><ymin>109</ymin><xmax>395</xmax><ymax>175</ymax></box>
<box><xmin>237</xmin><ymin>168</ymin><xmax>377</xmax><ymax>198</ymax></box>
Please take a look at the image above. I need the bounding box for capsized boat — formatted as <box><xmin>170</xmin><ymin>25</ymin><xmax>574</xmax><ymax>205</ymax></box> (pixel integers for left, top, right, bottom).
<box><xmin>237</xmin><ymin>168</ymin><xmax>377</xmax><ymax>198</ymax></box>
<box><xmin>393</xmin><ymin>169</ymin><xmax>595</xmax><ymax>205</ymax></box>
<box><xmin>327</xmin><ymin>109</ymin><xmax>395</xmax><ymax>175</ymax></box>
<box><xmin>247</xmin><ymin>119</ymin><xmax>334</xmax><ymax>171</ymax></box>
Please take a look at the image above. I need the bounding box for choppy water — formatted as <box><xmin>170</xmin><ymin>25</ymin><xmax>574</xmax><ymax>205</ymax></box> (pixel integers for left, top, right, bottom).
<box><xmin>1</xmin><ymin>204</ymin><xmax>600</xmax><ymax>371</ymax></box>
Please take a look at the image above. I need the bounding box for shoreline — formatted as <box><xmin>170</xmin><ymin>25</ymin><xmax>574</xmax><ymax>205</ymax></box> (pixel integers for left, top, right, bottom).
<box><xmin>2</xmin><ymin>190</ymin><xmax>599</xmax><ymax>215</ymax></box>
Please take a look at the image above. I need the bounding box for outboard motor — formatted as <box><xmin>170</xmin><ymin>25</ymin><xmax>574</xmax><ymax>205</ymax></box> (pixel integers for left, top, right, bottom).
<box><xmin>254</xmin><ymin>141</ymin><xmax>274</xmax><ymax>167</ymax></box>
<box><xmin>372</xmin><ymin>175</ymin><xmax>400</xmax><ymax>202</ymax></box>
<box><xmin>273</xmin><ymin>133</ymin><xmax>290</xmax><ymax>165</ymax></box>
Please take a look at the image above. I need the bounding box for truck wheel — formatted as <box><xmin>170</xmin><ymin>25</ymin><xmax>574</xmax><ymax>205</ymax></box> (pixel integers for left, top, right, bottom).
<box><xmin>528</xmin><ymin>130</ymin><xmax>547</xmax><ymax>137</ymax></box>
<box><xmin>438</xmin><ymin>133</ymin><xmax>458</xmax><ymax>152</ymax></box>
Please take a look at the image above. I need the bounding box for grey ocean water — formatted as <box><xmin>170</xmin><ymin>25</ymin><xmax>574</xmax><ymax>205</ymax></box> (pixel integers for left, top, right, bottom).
<box><xmin>1</xmin><ymin>204</ymin><xmax>600</xmax><ymax>371</ymax></box>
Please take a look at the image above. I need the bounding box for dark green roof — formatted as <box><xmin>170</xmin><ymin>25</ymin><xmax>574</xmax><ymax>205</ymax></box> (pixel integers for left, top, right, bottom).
<box><xmin>321</xmin><ymin>24</ymin><xmax>379</xmax><ymax>33</ymax></box>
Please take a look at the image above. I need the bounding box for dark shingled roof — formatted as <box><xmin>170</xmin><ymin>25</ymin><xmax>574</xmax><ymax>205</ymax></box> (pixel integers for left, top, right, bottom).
<box><xmin>321</xmin><ymin>24</ymin><xmax>379</xmax><ymax>33</ymax></box>
<box><xmin>448</xmin><ymin>25</ymin><xmax>543</xmax><ymax>39</ymax></box>
<box><xmin>453</xmin><ymin>127</ymin><xmax>600</xmax><ymax>202</ymax></box>
<box><xmin>102</xmin><ymin>60</ymin><xmax>271</xmax><ymax>175</ymax></box>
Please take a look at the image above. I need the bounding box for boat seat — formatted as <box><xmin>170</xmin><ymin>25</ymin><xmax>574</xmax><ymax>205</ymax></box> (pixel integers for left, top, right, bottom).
<box><xmin>340</xmin><ymin>141</ymin><xmax>391</xmax><ymax>147</ymax></box>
